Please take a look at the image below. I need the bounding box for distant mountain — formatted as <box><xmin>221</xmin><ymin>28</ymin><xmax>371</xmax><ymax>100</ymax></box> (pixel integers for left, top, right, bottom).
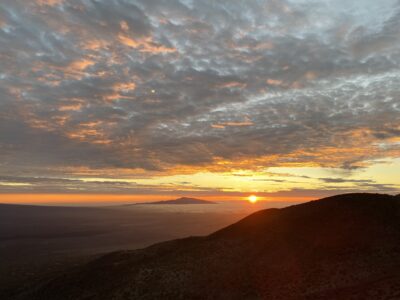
<box><xmin>135</xmin><ymin>197</ymin><xmax>217</xmax><ymax>205</ymax></box>
<box><xmin>18</xmin><ymin>193</ymin><xmax>400</xmax><ymax>300</ymax></box>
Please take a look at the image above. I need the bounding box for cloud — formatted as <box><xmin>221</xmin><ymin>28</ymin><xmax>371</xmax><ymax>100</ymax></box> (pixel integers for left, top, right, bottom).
<box><xmin>318</xmin><ymin>178</ymin><xmax>373</xmax><ymax>184</ymax></box>
<box><xmin>0</xmin><ymin>0</ymin><xmax>400</xmax><ymax>192</ymax></box>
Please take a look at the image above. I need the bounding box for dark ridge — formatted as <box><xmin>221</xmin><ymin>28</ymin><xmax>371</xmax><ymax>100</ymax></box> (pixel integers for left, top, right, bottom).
<box><xmin>133</xmin><ymin>197</ymin><xmax>217</xmax><ymax>205</ymax></box>
<box><xmin>15</xmin><ymin>193</ymin><xmax>400</xmax><ymax>300</ymax></box>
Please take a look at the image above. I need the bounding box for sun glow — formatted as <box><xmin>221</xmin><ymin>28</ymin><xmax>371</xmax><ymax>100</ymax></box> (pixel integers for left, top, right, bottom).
<box><xmin>248</xmin><ymin>195</ymin><xmax>258</xmax><ymax>204</ymax></box>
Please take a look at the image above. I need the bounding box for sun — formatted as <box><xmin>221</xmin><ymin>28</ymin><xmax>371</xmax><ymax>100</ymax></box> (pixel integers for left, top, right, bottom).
<box><xmin>248</xmin><ymin>195</ymin><xmax>258</xmax><ymax>204</ymax></box>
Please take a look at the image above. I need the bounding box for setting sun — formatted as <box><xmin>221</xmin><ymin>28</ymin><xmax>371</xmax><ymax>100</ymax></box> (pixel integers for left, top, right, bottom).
<box><xmin>248</xmin><ymin>195</ymin><xmax>258</xmax><ymax>204</ymax></box>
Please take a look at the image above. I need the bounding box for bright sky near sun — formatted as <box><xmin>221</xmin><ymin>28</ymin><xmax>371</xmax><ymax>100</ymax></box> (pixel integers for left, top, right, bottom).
<box><xmin>0</xmin><ymin>0</ymin><xmax>399</xmax><ymax>203</ymax></box>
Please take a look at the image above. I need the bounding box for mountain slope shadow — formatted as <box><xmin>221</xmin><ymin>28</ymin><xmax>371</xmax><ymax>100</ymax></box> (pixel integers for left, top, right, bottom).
<box><xmin>17</xmin><ymin>193</ymin><xmax>400</xmax><ymax>300</ymax></box>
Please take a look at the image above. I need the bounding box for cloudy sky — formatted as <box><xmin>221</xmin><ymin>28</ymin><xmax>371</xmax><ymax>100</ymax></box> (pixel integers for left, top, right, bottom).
<box><xmin>0</xmin><ymin>0</ymin><xmax>399</xmax><ymax>203</ymax></box>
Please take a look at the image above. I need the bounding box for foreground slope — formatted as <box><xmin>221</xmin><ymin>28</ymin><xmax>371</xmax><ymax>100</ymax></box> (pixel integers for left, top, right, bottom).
<box><xmin>18</xmin><ymin>193</ymin><xmax>400</xmax><ymax>300</ymax></box>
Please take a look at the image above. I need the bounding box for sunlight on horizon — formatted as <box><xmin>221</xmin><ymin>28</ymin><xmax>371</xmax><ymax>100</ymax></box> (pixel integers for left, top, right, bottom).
<box><xmin>248</xmin><ymin>195</ymin><xmax>258</xmax><ymax>204</ymax></box>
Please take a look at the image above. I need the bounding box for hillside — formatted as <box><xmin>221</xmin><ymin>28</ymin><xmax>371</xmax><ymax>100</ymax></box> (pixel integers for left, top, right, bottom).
<box><xmin>16</xmin><ymin>193</ymin><xmax>400</xmax><ymax>300</ymax></box>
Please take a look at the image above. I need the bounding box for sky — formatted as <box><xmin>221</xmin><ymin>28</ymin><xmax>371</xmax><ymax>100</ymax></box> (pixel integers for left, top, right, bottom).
<box><xmin>0</xmin><ymin>0</ymin><xmax>399</xmax><ymax>203</ymax></box>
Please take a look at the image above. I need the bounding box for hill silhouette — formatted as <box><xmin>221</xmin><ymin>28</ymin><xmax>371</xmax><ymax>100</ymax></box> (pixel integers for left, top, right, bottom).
<box><xmin>133</xmin><ymin>197</ymin><xmax>217</xmax><ymax>205</ymax></box>
<box><xmin>17</xmin><ymin>193</ymin><xmax>400</xmax><ymax>299</ymax></box>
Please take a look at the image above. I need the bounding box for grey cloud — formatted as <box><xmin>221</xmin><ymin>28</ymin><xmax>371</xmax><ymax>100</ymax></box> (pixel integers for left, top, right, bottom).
<box><xmin>315</xmin><ymin>177</ymin><xmax>399</xmax><ymax>193</ymax></box>
<box><xmin>318</xmin><ymin>178</ymin><xmax>373</xmax><ymax>184</ymax></box>
<box><xmin>0</xmin><ymin>0</ymin><xmax>400</xmax><ymax>186</ymax></box>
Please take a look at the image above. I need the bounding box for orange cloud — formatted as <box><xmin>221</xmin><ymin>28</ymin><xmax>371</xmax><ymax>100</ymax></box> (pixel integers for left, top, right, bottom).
<box><xmin>67</xmin><ymin>130</ymin><xmax>112</xmax><ymax>145</ymax></box>
<box><xmin>212</xmin><ymin>120</ymin><xmax>254</xmax><ymax>129</ymax></box>
<box><xmin>36</xmin><ymin>0</ymin><xmax>63</xmax><ymax>6</ymax></box>
<box><xmin>224</xmin><ymin>121</ymin><xmax>254</xmax><ymax>126</ymax></box>
<box><xmin>69</xmin><ymin>59</ymin><xmax>95</xmax><ymax>71</ymax></box>
<box><xmin>118</xmin><ymin>34</ymin><xmax>141</xmax><ymax>48</ymax></box>
<box><xmin>266</xmin><ymin>79</ymin><xmax>283</xmax><ymax>86</ymax></box>
<box><xmin>58</xmin><ymin>103</ymin><xmax>83</xmax><ymax>111</ymax></box>
<box><xmin>217</xmin><ymin>81</ymin><xmax>247</xmax><ymax>89</ymax></box>
<box><xmin>82</xmin><ymin>39</ymin><xmax>109</xmax><ymax>50</ymax></box>
<box><xmin>211</xmin><ymin>124</ymin><xmax>226</xmax><ymax>129</ymax></box>
<box><xmin>104</xmin><ymin>82</ymin><xmax>137</xmax><ymax>102</ymax></box>
<box><xmin>66</xmin><ymin>121</ymin><xmax>113</xmax><ymax>144</ymax></box>
<box><xmin>114</xmin><ymin>82</ymin><xmax>137</xmax><ymax>92</ymax></box>
<box><xmin>118</xmin><ymin>34</ymin><xmax>176</xmax><ymax>54</ymax></box>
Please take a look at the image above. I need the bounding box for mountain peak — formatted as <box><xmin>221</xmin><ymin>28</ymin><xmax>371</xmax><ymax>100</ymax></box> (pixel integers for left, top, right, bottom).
<box><xmin>140</xmin><ymin>197</ymin><xmax>217</xmax><ymax>205</ymax></box>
